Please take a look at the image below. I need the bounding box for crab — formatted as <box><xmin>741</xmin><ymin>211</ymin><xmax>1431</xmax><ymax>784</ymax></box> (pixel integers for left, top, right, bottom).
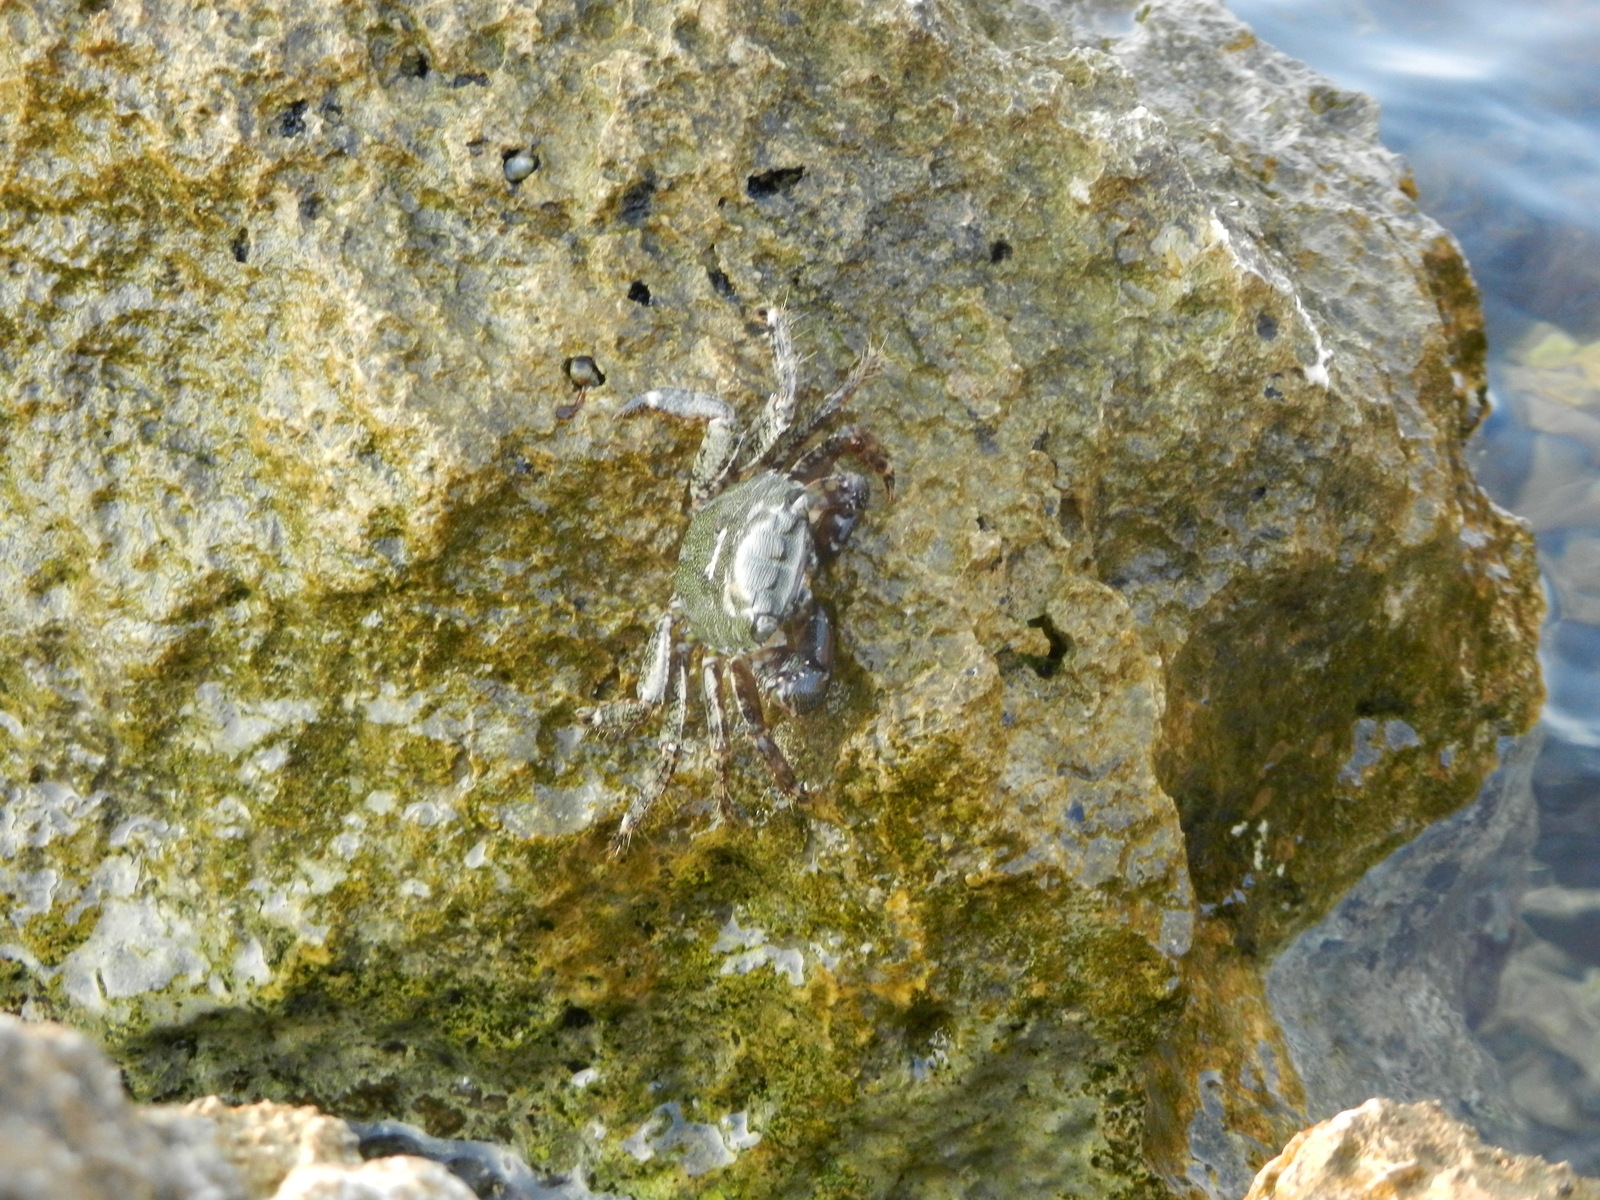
<box><xmin>584</xmin><ymin>306</ymin><xmax>893</xmax><ymax>855</ymax></box>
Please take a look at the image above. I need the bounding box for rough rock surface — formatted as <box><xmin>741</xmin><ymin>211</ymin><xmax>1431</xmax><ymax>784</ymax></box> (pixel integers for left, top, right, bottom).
<box><xmin>0</xmin><ymin>1015</ymin><xmax>480</xmax><ymax>1200</ymax></box>
<box><xmin>0</xmin><ymin>0</ymin><xmax>1541</xmax><ymax>1194</ymax></box>
<box><xmin>1245</xmin><ymin>1098</ymin><xmax>1598</xmax><ymax>1200</ymax></box>
<box><xmin>182</xmin><ymin>1097</ymin><xmax>365</xmax><ymax>1198</ymax></box>
<box><xmin>0</xmin><ymin>1014</ymin><xmax>240</xmax><ymax>1200</ymax></box>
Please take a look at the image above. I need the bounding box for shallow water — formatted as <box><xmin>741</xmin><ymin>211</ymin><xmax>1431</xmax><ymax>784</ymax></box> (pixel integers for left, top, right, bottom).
<box><xmin>1229</xmin><ymin>0</ymin><xmax>1600</xmax><ymax>1173</ymax></box>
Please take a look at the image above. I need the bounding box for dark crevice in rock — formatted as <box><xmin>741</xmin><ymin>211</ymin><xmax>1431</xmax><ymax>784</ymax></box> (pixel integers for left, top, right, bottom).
<box><xmin>745</xmin><ymin>166</ymin><xmax>805</xmax><ymax>198</ymax></box>
<box><xmin>616</xmin><ymin>178</ymin><xmax>656</xmax><ymax>225</ymax></box>
<box><xmin>707</xmin><ymin>266</ymin><xmax>737</xmax><ymax>300</ymax></box>
<box><xmin>275</xmin><ymin>100</ymin><xmax>309</xmax><ymax>137</ymax></box>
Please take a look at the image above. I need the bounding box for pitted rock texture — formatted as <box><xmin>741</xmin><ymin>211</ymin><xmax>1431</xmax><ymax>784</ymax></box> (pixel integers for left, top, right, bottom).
<box><xmin>183</xmin><ymin>1097</ymin><xmax>365</xmax><ymax>1199</ymax></box>
<box><xmin>0</xmin><ymin>0</ymin><xmax>1540</xmax><ymax>1194</ymax></box>
<box><xmin>1245</xmin><ymin>1098</ymin><xmax>1599</xmax><ymax>1200</ymax></box>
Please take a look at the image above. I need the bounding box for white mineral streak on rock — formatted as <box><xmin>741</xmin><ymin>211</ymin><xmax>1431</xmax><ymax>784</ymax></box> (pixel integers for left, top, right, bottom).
<box><xmin>206</xmin><ymin>796</ymin><xmax>253</xmax><ymax>841</ymax></box>
<box><xmin>497</xmin><ymin>780</ymin><xmax>618</xmax><ymax>839</ymax></box>
<box><xmin>109</xmin><ymin>815</ymin><xmax>174</xmax><ymax>850</ymax></box>
<box><xmin>59</xmin><ymin>898</ymin><xmax>210</xmax><ymax>1013</ymax></box>
<box><xmin>621</xmin><ymin>1102</ymin><xmax>760</xmax><ymax>1176</ymax></box>
<box><xmin>1160</xmin><ymin>907</ymin><xmax>1196</xmax><ymax>959</ymax></box>
<box><xmin>401</xmin><ymin>801</ymin><xmax>451</xmax><ymax>828</ymax></box>
<box><xmin>249</xmin><ymin>878</ymin><xmax>330</xmax><ymax>947</ymax></box>
<box><xmin>712</xmin><ymin>915</ymin><xmax>806</xmax><ymax>986</ymax></box>
<box><xmin>7</xmin><ymin>867</ymin><xmax>61</xmax><ymax>923</ymax></box>
<box><xmin>0</xmin><ymin>780</ymin><xmax>105</xmax><ymax>858</ymax></box>
<box><xmin>363</xmin><ymin>791</ymin><xmax>398</xmax><ymax>816</ymax></box>
<box><xmin>361</xmin><ymin>684</ymin><xmax>432</xmax><ymax>726</ymax></box>
<box><xmin>1245</xmin><ymin>1098</ymin><xmax>1600</xmax><ymax>1200</ymax></box>
<box><xmin>191</xmin><ymin>682</ymin><xmax>320</xmax><ymax>758</ymax></box>
<box><xmin>231</xmin><ymin>937</ymin><xmax>272</xmax><ymax>990</ymax></box>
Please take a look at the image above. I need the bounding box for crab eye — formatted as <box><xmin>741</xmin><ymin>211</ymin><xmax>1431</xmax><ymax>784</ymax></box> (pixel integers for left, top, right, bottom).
<box><xmin>753</xmin><ymin>614</ymin><xmax>779</xmax><ymax>641</ymax></box>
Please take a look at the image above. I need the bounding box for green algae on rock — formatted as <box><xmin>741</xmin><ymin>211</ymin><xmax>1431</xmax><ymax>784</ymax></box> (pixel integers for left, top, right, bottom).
<box><xmin>0</xmin><ymin>0</ymin><xmax>1540</xmax><ymax>1195</ymax></box>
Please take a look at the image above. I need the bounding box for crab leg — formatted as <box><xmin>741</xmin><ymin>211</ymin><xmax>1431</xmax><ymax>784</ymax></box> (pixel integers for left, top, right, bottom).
<box><xmin>727</xmin><ymin>657</ymin><xmax>801</xmax><ymax>799</ymax></box>
<box><xmin>760</xmin><ymin>345</ymin><xmax>882</xmax><ymax>471</ymax></box>
<box><xmin>746</xmin><ymin>305</ymin><xmax>801</xmax><ymax>470</ymax></box>
<box><xmin>702</xmin><ymin>658</ymin><xmax>741</xmax><ymax>825</ymax></box>
<box><xmin>618</xmin><ymin>388</ymin><xmax>740</xmax><ymax>507</ymax></box>
<box><xmin>609</xmin><ymin>653</ymin><xmax>689</xmax><ymax>857</ymax></box>
<box><xmin>582</xmin><ymin>610</ymin><xmax>675</xmax><ymax>732</ymax></box>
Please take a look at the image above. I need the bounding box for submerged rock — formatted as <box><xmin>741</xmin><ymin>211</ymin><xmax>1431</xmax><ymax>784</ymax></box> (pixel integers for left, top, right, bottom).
<box><xmin>0</xmin><ymin>0</ymin><xmax>1540</xmax><ymax>1193</ymax></box>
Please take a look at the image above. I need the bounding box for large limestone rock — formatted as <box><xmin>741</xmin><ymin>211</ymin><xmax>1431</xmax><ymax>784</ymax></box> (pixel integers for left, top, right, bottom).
<box><xmin>0</xmin><ymin>0</ymin><xmax>1541</xmax><ymax>1193</ymax></box>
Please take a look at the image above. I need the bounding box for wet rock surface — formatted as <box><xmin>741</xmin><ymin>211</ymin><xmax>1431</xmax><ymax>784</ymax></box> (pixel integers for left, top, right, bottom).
<box><xmin>0</xmin><ymin>0</ymin><xmax>1541</xmax><ymax>1194</ymax></box>
<box><xmin>1266</xmin><ymin>731</ymin><xmax>1541</xmax><ymax>1157</ymax></box>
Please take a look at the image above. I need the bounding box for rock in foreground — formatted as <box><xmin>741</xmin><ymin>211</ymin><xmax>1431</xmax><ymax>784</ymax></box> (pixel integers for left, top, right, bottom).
<box><xmin>0</xmin><ymin>1015</ymin><xmax>477</xmax><ymax>1200</ymax></box>
<box><xmin>1247</xmin><ymin>1098</ymin><xmax>1597</xmax><ymax>1200</ymax></box>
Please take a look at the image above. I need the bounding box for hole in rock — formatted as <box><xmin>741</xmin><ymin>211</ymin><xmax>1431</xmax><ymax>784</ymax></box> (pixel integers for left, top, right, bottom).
<box><xmin>746</xmin><ymin>166</ymin><xmax>806</xmax><ymax>198</ymax></box>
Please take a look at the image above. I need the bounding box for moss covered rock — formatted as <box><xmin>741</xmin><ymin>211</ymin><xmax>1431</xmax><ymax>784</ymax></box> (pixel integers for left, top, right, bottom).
<box><xmin>0</xmin><ymin>0</ymin><xmax>1540</xmax><ymax>1194</ymax></box>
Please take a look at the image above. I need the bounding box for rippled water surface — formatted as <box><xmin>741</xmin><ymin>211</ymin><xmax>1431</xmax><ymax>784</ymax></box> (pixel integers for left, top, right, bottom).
<box><xmin>1229</xmin><ymin>0</ymin><xmax>1600</xmax><ymax>1172</ymax></box>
